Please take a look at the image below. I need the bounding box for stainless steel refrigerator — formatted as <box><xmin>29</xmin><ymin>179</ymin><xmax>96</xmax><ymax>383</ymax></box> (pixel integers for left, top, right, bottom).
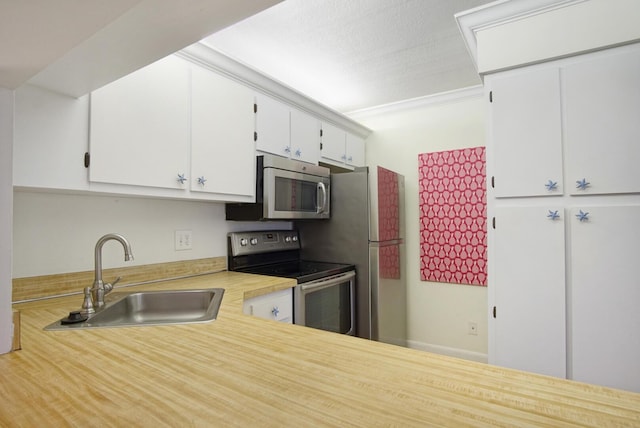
<box><xmin>296</xmin><ymin>166</ymin><xmax>407</xmax><ymax>346</ymax></box>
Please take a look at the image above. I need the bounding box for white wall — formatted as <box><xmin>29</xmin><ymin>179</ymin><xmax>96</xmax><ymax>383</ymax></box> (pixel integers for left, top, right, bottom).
<box><xmin>12</xmin><ymin>191</ymin><xmax>286</xmax><ymax>278</ymax></box>
<box><xmin>352</xmin><ymin>88</ymin><xmax>488</xmax><ymax>361</ymax></box>
<box><xmin>1</xmin><ymin>89</ymin><xmax>14</xmax><ymax>353</ymax></box>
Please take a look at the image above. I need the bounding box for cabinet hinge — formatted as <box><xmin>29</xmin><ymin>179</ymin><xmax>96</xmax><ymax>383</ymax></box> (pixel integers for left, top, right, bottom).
<box><xmin>84</xmin><ymin>152</ymin><xmax>90</xmax><ymax>168</ymax></box>
<box><xmin>493</xmin><ymin>306</ymin><xmax>497</xmax><ymax>318</ymax></box>
<box><xmin>491</xmin><ymin>176</ymin><xmax>495</xmax><ymax>188</ymax></box>
<box><xmin>492</xmin><ymin>217</ymin><xmax>496</xmax><ymax>229</ymax></box>
<box><xmin>489</xmin><ymin>91</ymin><xmax>493</xmax><ymax>103</ymax></box>
<box><xmin>253</xmin><ymin>103</ymin><xmax>257</xmax><ymax>113</ymax></box>
<box><xmin>320</xmin><ymin>142</ymin><xmax>323</xmax><ymax>150</ymax></box>
<box><xmin>320</xmin><ymin>129</ymin><xmax>323</xmax><ymax>137</ymax></box>
<box><xmin>254</xmin><ymin>132</ymin><xmax>258</xmax><ymax>142</ymax></box>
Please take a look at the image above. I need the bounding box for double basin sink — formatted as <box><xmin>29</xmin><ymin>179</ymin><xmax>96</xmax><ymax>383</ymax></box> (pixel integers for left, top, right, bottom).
<box><xmin>45</xmin><ymin>288</ymin><xmax>224</xmax><ymax>330</ymax></box>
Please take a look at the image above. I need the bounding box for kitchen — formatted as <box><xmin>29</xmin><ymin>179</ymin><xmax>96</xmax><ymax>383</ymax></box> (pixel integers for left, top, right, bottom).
<box><xmin>2</xmin><ymin>0</ymin><xmax>640</xmax><ymax>425</ymax></box>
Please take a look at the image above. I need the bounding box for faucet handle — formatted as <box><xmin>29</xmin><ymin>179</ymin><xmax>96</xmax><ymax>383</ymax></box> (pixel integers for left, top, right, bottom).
<box><xmin>81</xmin><ymin>287</ymin><xmax>95</xmax><ymax>314</ymax></box>
<box><xmin>104</xmin><ymin>276</ymin><xmax>122</xmax><ymax>294</ymax></box>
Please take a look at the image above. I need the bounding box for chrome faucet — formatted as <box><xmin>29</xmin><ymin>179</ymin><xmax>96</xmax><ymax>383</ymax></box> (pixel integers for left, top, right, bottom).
<box><xmin>87</xmin><ymin>233</ymin><xmax>134</xmax><ymax>309</ymax></box>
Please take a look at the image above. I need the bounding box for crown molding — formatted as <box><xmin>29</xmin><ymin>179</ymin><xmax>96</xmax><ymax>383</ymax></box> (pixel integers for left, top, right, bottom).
<box><xmin>455</xmin><ymin>0</ymin><xmax>585</xmax><ymax>72</ymax></box>
<box><xmin>346</xmin><ymin>85</ymin><xmax>484</xmax><ymax>120</ymax></box>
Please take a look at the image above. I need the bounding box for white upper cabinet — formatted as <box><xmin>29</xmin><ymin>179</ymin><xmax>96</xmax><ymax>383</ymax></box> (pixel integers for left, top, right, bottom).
<box><xmin>345</xmin><ymin>133</ymin><xmax>365</xmax><ymax>167</ymax></box>
<box><xmin>190</xmin><ymin>65</ymin><xmax>255</xmax><ymax>200</ymax></box>
<box><xmin>255</xmin><ymin>94</ymin><xmax>291</xmax><ymax>159</ymax></box>
<box><xmin>290</xmin><ymin>107</ymin><xmax>320</xmax><ymax>164</ymax></box>
<box><xmin>489</xmin><ymin>67</ymin><xmax>563</xmax><ymax>198</ymax></box>
<box><xmin>570</xmin><ymin>205</ymin><xmax>640</xmax><ymax>392</ymax></box>
<box><xmin>320</xmin><ymin>122</ymin><xmax>366</xmax><ymax>168</ymax></box>
<box><xmin>13</xmin><ymin>85</ymin><xmax>90</xmax><ymax>192</ymax></box>
<box><xmin>564</xmin><ymin>49</ymin><xmax>640</xmax><ymax>195</ymax></box>
<box><xmin>90</xmin><ymin>55</ymin><xmax>190</xmax><ymax>190</ymax></box>
<box><xmin>491</xmin><ymin>206</ymin><xmax>566</xmax><ymax>378</ymax></box>
<box><xmin>255</xmin><ymin>95</ymin><xmax>321</xmax><ymax>165</ymax></box>
<box><xmin>320</xmin><ymin>122</ymin><xmax>346</xmax><ymax>163</ymax></box>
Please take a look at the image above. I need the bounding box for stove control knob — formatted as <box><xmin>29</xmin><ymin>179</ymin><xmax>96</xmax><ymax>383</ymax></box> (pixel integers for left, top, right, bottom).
<box><xmin>250</xmin><ymin>238</ymin><xmax>258</xmax><ymax>245</ymax></box>
<box><xmin>284</xmin><ymin>236</ymin><xmax>291</xmax><ymax>243</ymax></box>
<box><xmin>240</xmin><ymin>238</ymin><xmax>248</xmax><ymax>246</ymax></box>
<box><xmin>292</xmin><ymin>236</ymin><xmax>298</xmax><ymax>242</ymax></box>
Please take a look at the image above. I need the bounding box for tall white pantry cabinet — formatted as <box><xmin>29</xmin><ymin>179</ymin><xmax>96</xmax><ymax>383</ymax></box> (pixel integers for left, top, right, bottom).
<box><xmin>486</xmin><ymin>43</ymin><xmax>640</xmax><ymax>393</ymax></box>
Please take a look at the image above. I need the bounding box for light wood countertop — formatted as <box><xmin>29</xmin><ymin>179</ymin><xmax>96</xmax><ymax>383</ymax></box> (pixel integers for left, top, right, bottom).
<box><xmin>2</xmin><ymin>271</ymin><xmax>639</xmax><ymax>427</ymax></box>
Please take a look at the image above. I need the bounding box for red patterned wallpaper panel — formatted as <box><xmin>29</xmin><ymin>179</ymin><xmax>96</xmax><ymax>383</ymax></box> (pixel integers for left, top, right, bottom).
<box><xmin>418</xmin><ymin>147</ymin><xmax>487</xmax><ymax>286</ymax></box>
<box><xmin>377</xmin><ymin>166</ymin><xmax>401</xmax><ymax>279</ymax></box>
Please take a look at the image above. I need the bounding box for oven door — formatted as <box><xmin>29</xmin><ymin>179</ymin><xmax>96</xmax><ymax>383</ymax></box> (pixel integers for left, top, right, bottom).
<box><xmin>294</xmin><ymin>270</ymin><xmax>355</xmax><ymax>335</ymax></box>
<box><xmin>263</xmin><ymin>166</ymin><xmax>330</xmax><ymax>219</ymax></box>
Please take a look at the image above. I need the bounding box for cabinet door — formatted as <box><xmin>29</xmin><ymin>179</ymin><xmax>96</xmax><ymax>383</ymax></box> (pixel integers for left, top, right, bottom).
<box><xmin>320</xmin><ymin>122</ymin><xmax>346</xmax><ymax>163</ymax></box>
<box><xmin>255</xmin><ymin>94</ymin><xmax>290</xmax><ymax>158</ymax></box>
<box><xmin>290</xmin><ymin>107</ymin><xmax>320</xmax><ymax>164</ymax></box>
<box><xmin>242</xmin><ymin>289</ymin><xmax>293</xmax><ymax>323</ymax></box>
<box><xmin>345</xmin><ymin>133</ymin><xmax>365</xmax><ymax>167</ymax></box>
<box><xmin>89</xmin><ymin>55</ymin><xmax>190</xmax><ymax>189</ymax></box>
<box><xmin>191</xmin><ymin>66</ymin><xmax>255</xmax><ymax>199</ymax></box>
<box><xmin>564</xmin><ymin>49</ymin><xmax>640</xmax><ymax>195</ymax></box>
<box><xmin>570</xmin><ymin>205</ymin><xmax>640</xmax><ymax>392</ymax></box>
<box><xmin>491</xmin><ymin>206</ymin><xmax>566</xmax><ymax>378</ymax></box>
<box><xmin>490</xmin><ymin>68</ymin><xmax>563</xmax><ymax>197</ymax></box>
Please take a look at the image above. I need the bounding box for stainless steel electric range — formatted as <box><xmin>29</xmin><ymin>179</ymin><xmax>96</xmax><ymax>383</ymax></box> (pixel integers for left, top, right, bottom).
<box><xmin>228</xmin><ymin>230</ymin><xmax>356</xmax><ymax>335</ymax></box>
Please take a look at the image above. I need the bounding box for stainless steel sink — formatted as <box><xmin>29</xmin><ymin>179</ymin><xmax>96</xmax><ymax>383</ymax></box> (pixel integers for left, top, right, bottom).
<box><xmin>45</xmin><ymin>288</ymin><xmax>224</xmax><ymax>330</ymax></box>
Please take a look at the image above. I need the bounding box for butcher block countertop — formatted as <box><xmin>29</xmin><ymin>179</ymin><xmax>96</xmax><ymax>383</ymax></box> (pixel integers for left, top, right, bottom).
<box><xmin>2</xmin><ymin>272</ymin><xmax>639</xmax><ymax>427</ymax></box>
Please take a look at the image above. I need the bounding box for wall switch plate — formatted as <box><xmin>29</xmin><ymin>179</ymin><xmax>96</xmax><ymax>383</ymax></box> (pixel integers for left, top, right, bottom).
<box><xmin>468</xmin><ymin>321</ymin><xmax>478</xmax><ymax>336</ymax></box>
<box><xmin>175</xmin><ymin>230</ymin><xmax>192</xmax><ymax>251</ymax></box>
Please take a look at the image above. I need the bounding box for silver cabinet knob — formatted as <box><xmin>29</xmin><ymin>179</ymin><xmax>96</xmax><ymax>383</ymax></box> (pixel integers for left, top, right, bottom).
<box><xmin>294</xmin><ymin>148</ymin><xmax>302</xmax><ymax>157</ymax></box>
<box><xmin>177</xmin><ymin>173</ymin><xmax>187</xmax><ymax>184</ymax></box>
<box><xmin>271</xmin><ymin>306</ymin><xmax>280</xmax><ymax>318</ymax></box>
<box><xmin>547</xmin><ymin>210</ymin><xmax>560</xmax><ymax>220</ymax></box>
<box><xmin>197</xmin><ymin>176</ymin><xmax>207</xmax><ymax>186</ymax></box>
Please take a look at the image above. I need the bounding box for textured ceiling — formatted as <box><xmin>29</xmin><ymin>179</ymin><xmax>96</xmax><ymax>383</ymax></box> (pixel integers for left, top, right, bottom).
<box><xmin>202</xmin><ymin>0</ymin><xmax>494</xmax><ymax>113</ymax></box>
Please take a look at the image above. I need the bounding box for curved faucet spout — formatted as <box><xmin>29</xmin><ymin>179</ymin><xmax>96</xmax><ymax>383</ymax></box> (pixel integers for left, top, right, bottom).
<box><xmin>92</xmin><ymin>233</ymin><xmax>134</xmax><ymax>307</ymax></box>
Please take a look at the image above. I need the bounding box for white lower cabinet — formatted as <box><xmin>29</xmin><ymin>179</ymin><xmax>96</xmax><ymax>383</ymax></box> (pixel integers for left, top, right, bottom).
<box><xmin>242</xmin><ymin>288</ymin><xmax>293</xmax><ymax>324</ymax></box>
<box><xmin>569</xmin><ymin>205</ymin><xmax>640</xmax><ymax>392</ymax></box>
<box><xmin>491</xmin><ymin>206</ymin><xmax>566</xmax><ymax>378</ymax></box>
<box><xmin>491</xmin><ymin>204</ymin><xmax>640</xmax><ymax>392</ymax></box>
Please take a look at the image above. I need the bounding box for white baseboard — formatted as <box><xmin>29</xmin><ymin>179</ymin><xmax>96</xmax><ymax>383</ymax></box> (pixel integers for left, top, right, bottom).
<box><xmin>407</xmin><ymin>340</ymin><xmax>488</xmax><ymax>364</ymax></box>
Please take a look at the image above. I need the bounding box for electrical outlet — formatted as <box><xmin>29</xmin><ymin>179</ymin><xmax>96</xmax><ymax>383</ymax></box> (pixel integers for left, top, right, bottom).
<box><xmin>468</xmin><ymin>321</ymin><xmax>478</xmax><ymax>336</ymax></box>
<box><xmin>175</xmin><ymin>230</ymin><xmax>192</xmax><ymax>251</ymax></box>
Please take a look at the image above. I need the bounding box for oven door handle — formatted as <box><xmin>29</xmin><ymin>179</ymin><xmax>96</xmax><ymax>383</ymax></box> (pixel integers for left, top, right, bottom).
<box><xmin>299</xmin><ymin>271</ymin><xmax>355</xmax><ymax>292</ymax></box>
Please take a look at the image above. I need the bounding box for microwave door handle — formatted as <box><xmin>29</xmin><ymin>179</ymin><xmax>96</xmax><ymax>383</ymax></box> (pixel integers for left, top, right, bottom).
<box><xmin>317</xmin><ymin>182</ymin><xmax>327</xmax><ymax>214</ymax></box>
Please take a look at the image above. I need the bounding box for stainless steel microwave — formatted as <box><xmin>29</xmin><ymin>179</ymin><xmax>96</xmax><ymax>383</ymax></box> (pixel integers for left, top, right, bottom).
<box><xmin>226</xmin><ymin>155</ymin><xmax>330</xmax><ymax>221</ymax></box>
